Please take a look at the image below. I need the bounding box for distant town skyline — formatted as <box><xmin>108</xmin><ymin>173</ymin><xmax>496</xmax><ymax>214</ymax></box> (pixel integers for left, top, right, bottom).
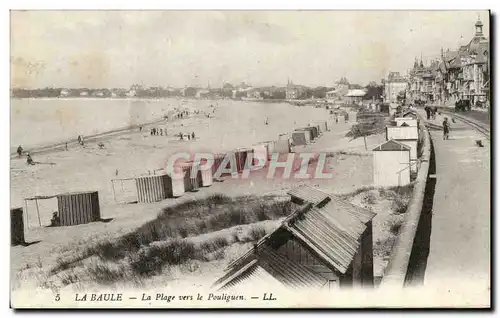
<box><xmin>11</xmin><ymin>10</ymin><xmax>489</xmax><ymax>89</ymax></box>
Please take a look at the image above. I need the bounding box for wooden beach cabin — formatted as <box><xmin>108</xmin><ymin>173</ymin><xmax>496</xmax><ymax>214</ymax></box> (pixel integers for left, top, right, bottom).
<box><xmin>24</xmin><ymin>191</ymin><xmax>101</xmax><ymax>228</ymax></box>
<box><xmin>372</xmin><ymin>139</ymin><xmax>411</xmax><ymax>187</ymax></box>
<box><xmin>11</xmin><ymin>207</ymin><xmax>25</xmax><ymax>246</ymax></box>
<box><xmin>386</xmin><ymin>125</ymin><xmax>419</xmax><ymax>172</ymax></box>
<box><xmin>213</xmin><ymin>185</ymin><xmax>375</xmax><ymax>291</ymax></box>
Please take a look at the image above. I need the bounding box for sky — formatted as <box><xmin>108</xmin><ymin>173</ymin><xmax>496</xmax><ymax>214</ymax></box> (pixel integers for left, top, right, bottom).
<box><xmin>10</xmin><ymin>10</ymin><xmax>490</xmax><ymax>89</ymax></box>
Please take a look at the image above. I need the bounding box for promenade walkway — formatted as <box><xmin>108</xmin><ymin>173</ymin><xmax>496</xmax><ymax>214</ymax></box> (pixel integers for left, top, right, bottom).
<box><xmin>419</xmin><ymin>110</ymin><xmax>490</xmax><ymax>306</ymax></box>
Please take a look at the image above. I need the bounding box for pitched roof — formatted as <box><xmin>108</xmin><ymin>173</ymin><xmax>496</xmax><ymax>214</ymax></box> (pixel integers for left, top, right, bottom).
<box><xmin>402</xmin><ymin>111</ymin><xmax>418</xmax><ymax>118</ymax></box>
<box><xmin>372</xmin><ymin>139</ymin><xmax>411</xmax><ymax>152</ymax></box>
<box><xmin>214</xmin><ymin>247</ymin><xmax>327</xmax><ymax>291</ymax></box>
<box><xmin>214</xmin><ymin>186</ymin><xmax>376</xmax><ymax>290</ymax></box>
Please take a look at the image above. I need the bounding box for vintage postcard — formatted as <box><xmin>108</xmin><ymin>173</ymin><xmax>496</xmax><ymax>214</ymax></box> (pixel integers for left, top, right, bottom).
<box><xmin>10</xmin><ymin>10</ymin><xmax>491</xmax><ymax>308</ymax></box>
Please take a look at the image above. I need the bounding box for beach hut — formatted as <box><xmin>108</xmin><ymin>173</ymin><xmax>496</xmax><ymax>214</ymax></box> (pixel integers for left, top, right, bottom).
<box><xmin>386</xmin><ymin>126</ymin><xmax>419</xmax><ymax>172</ymax></box>
<box><xmin>252</xmin><ymin>144</ymin><xmax>269</xmax><ymax>167</ymax></box>
<box><xmin>197</xmin><ymin>158</ymin><xmax>213</xmax><ymax>187</ymax></box>
<box><xmin>261</xmin><ymin>141</ymin><xmax>276</xmax><ymax>161</ymax></box>
<box><xmin>273</xmin><ymin>139</ymin><xmax>291</xmax><ymax>154</ymax></box>
<box><xmin>135</xmin><ymin>174</ymin><xmax>175</xmax><ymax>203</ymax></box>
<box><xmin>395</xmin><ymin>118</ymin><xmax>418</xmax><ymax>127</ymax></box>
<box><xmin>56</xmin><ymin>191</ymin><xmax>101</xmax><ymax>226</ymax></box>
<box><xmin>24</xmin><ymin>191</ymin><xmax>100</xmax><ymax>228</ymax></box>
<box><xmin>178</xmin><ymin>161</ymin><xmax>201</xmax><ymax>192</ymax></box>
<box><xmin>11</xmin><ymin>207</ymin><xmax>25</xmax><ymax>246</ymax></box>
<box><xmin>295</xmin><ymin>128</ymin><xmax>313</xmax><ymax>143</ymax></box>
<box><xmin>234</xmin><ymin>148</ymin><xmax>254</xmax><ymax>173</ymax></box>
<box><xmin>372</xmin><ymin>140</ymin><xmax>411</xmax><ymax>187</ymax></box>
<box><xmin>300</xmin><ymin>126</ymin><xmax>317</xmax><ymax>140</ymax></box>
<box><xmin>213</xmin><ymin>185</ymin><xmax>375</xmax><ymax>291</ymax></box>
<box><xmin>311</xmin><ymin>126</ymin><xmax>319</xmax><ymax>139</ymax></box>
<box><xmin>211</xmin><ymin>153</ymin><xmax>226</xmax><ymax>176</ymax></box>
<box><xmin>292</xmin><ymin>131</ymin><xmax>309</xmax><ymax>146</ymax></box>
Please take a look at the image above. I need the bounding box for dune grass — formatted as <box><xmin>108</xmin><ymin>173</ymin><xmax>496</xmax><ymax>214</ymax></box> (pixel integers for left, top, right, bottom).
<box><xmin>45</xmin><ymin>194</ymin><xmax>289</xmax><ymax>287</ymax></box>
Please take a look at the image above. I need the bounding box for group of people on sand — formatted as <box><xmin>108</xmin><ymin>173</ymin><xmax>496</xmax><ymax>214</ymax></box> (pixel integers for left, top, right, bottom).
<box><xmin>178</xmin><ymin>132</ymin><xmax>196</xmax><ymax>141</ymax></box>
<box><xmin>175</xmin><ymin>110</ymin><xmax>190</xmax><ymax>119</ymax></box>
<box><xmin>150</xmin><ymin>127</ymin><xmax>168</xmax><ymax>136</ymax></box>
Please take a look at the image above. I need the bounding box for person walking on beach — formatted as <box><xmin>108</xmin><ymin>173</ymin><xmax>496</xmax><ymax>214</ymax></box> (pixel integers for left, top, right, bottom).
<box><xmin>187</xmin><ymin>134</ymin><xmax>191</xmax><ymax>141</ymax></box>
<box><xmin>344</xmin><ymin>112</ymin><xmax>349</xmax><ymax>123</ymax></box>
<box><xmin>335</xmin><ymin>114</ymin><xmax>339</xmax><ymax>124</ymax></box>
<box><xmin>191</xmin><ymin>132</ymin><xmax>195</xmax><ymax>140</ymax></box>
<box><xmin>443</xmin><ymin>117</ymin><xmax>450</xmax><ymax>140</ymax></box>
<box><xmin>160</xmin><ymin>128</ymin><xmax>163</xmax><ymax>136</ymax></box>
<box><xmin>17</xmin><ymin>145</ymin><xmax>23</xmax><ymax>157</ymax></box>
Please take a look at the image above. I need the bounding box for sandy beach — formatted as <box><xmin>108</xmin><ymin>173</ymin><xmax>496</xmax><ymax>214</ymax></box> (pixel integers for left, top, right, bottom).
<box><xmin>11</xmin><ymin>97</ymin><xmax>398</xmax><ymax>295</ymax></box>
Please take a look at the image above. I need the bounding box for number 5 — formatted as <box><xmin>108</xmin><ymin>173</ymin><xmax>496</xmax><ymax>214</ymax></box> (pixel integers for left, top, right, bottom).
<box><xmin>55</xmin><ymin>294</ymin><xmax>60</xmax><ymax>301</ymax></box>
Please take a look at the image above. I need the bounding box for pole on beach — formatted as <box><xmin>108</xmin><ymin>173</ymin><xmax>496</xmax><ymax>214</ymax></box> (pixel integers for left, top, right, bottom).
<box><xmin>363</xmin><ymin>136</ymin><xmax>368</xmax><ymax>151</ymax></box>
<box><xmin>111</xmin><ymin>180</ymin><xmax>117</xmax><ymax>203</ymax></box>
<box><xmin>24</xmin><ymin>199</ymin><xmax>29</xmax><ymax>230</ymax></box>
<box><xmin>35</xmin><ymin>199</ymin><xmax>42</xmax><ymax>227</ymax></box>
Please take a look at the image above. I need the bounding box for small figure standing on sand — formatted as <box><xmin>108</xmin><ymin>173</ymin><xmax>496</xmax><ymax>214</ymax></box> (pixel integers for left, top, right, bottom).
<box><xmin>265</xmin><ymin>117</ymin><xmax>268</xmax><ymax>125</ymax></box>
<box><xmin>187</xmin><ymin>134</ymin><xmax>191</xmax><ymax>141</ymax></box>
<box><xmin>26</xmin><ymin>153</ymin><xmax>34</xmax><ymax>165</ymax></box>
<box><xmin>65</xmin><ymin>143</ymin><xmax>68</xmax><ymax>151</ymax></box>
<box><xmin>50</xmin><ymin>211</ymin><xmax>60</xmax><ymax>227</ymax></box>
<box><xmin>98</xmin><ymin>142</ymin><xmax>105</xmax><ymax>149</ymax></box>
<box><xmin>17</xmin><ymin>145</ymin><xmax>23</xmax><ymax>157</ymax></box>
<box><xmin>160</xmin><ymin>128</ymin><xmax>163</xmax><ymax>136</ymax></box>
<box><xmin>179</xmin><ymin>133</ymin><xmax>184</xmax><ymax>140</ymax></box>
<box><xmin>335</xmin><ymin>114</ymin><xmax>339</xmax><ymax>124</ymax></box>
<box><xmin>344</xmin><ymin>112</ymin><xmax>349</xmax><ymax>123</ymax></box>
<box><xmin>191</xmin><ymin>132</ymin><xmax>195</xmax><ymax>140</ymax></box>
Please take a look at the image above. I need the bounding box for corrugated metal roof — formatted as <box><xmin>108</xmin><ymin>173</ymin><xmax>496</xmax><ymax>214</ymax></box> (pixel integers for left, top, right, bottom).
<box><xmin>213</xmin><ymin>186</ymin><xmax>377</xmax><ymax>288</ymax></box>
<box><xmin>287</xmin><ymin>201</ymin><xmax>367</xmax><ymax>274</ymax></box>
<box><xmin>220</xmin><ymin>263</ymin><xmax>285</xmax><ymax>291</ymax></box>
<box><xmin>287</xmin><ymin>185</ymin><xmax>375</xmax><ymax>224</ymax></box>
<box><xmin>216</xmin><ymin>246</ymin><xmax>327</xmax><ymax>291</ymax></box>
<box><xmin>287</xmin><ymin>185</ymin><xmax>329</xmax><ymax>205</ymax></box>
